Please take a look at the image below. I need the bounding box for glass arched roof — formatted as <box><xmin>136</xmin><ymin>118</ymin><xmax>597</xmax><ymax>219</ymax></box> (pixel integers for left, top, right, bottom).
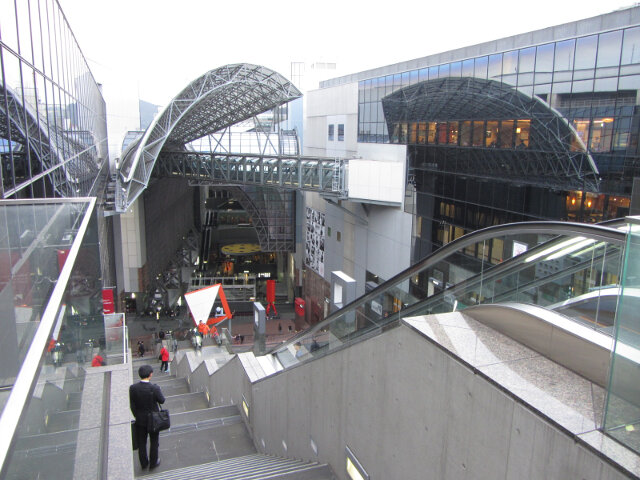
<box><xmin>117</xmin><ymin>64</ymin><xmax>301</xmax><ymax>211</ymax></box>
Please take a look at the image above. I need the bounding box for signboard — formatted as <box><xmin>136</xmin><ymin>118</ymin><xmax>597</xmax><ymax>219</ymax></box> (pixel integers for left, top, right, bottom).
<box><xmin>305</xmin><ymin>207</ymin><xmax>326</xmax><ymax>276</ymax></box>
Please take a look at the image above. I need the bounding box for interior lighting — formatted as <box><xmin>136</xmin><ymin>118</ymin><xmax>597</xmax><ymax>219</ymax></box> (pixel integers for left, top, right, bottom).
<box><xmin>587</xmin><ymin>200</ymin><xmax>592</xmax><ymax>208</ymax></box>
<box><xmin>571</xmin><ymin>198</ymin><xmax>576</xmax><ymax>205</ymax></box>
<box><xmin>524</xmin><ymin>237</ymin><xmax>586</xmax><ymax>263</ymax></box>
<box><xmin>546</xmin><ymin>238</ymin><xmax>596</xmax><ymax>260</ymax></box>
<box><xmin>345</xmin><ymin>446</ymin><xmax>369</xmax><ymax>480</ymax></box>
<box><xmin>516</xmin><ymin>127</ymin><xmax>522</xmax><ymax>134</ymax></box>
<box><xmin>242</xmin><ymin>395</ymin><xmax>249</xmax><ymax>418</ymax></box>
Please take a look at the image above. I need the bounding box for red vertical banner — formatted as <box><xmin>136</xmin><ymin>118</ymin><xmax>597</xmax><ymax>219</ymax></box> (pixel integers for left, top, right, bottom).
<box><xmin>266</xmin><ymin>280</ymin><xmax>276</xmax><ymax>303</ymax></box>
<box><xmin>102</xmin><ymin>288</ymin><xmax>115</xmax><ymax>314</ymax></box>
<box><xmin>265</xmin><ymin>280</ymin><xmax>277</xmax><ymax>316</ymax></box>
<box><xmin>57</xmin><ymin>249</ymin><xmax>70</xmax><ymax>272</ymax></box>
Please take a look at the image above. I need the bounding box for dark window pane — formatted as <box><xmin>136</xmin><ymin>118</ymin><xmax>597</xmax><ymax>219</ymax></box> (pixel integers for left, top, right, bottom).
<box><xmin>486</xmin><ymin>121</ymin><xmax>499</xmax><ymax>147</ymax></box>
<box><xmin>437</xmin><ymin>123</ymin><xmax>448</xmax><ymax>144</ymax></box>
<box><xmin>536</xmin><ymin>43</ymin><xmax>555</xmax><ymax>72</ymax></box>
<box><xmin>575</xmin><ymin>35</ymin><xmax>597</xmax><ymax>69</ymax></box>
<box><xmin>338</xmin><ymin>124</ymin><xmax>344</xmax><ymax>142</ymax></box>
<box><xmin>427</xmin><ymin>122</ymin><xmax>436</xmax><ymax>144</ymax></box>
<box><xmin>516</xmin><ymin>120</ymin><xmax>530</xmax><ymax>148</ymax></box>
<box><xmin>417</xmin><ymin>122</ymin><xmax>427</xmax><ymax>144</ymax></box>
<box><xmin>448</xmin><ymin>121</ymin><xmax>459</xmax><ymax>145</ymax></box>
<box><xmin>519</xmin><ymin>47</ymin><xmax>536</xmax><ymax>73</ymax></box>
<box><xmin>500</xmin><ymin>120</ymin><xmax>514</xmax><ymax>148</ymax></box>
<box><xmin>622</xmin><ymin>27</ymin><xmax>640</xmax><ymax>64</ymax></box>
<box><xmin>555</xmin><ymin>39</ymin><xmax>575</xmax><ymax>71</ymax></box>
<box><xmin>472</xmin><ymin>121</ymin><xmax>485</xmax><ymax>146</ymax></box>
<box><xmin>460</xmin><ymin>121</ymin><xmax>472</xmax><ymax>146</ymax></box>
<box><xmin>409</xmin><ymin>123</ymin><xmax>418</xmax><ymax>143</ymax></box>
<box><xmin>597</xmin><ymin>30</ymin><xmax>623</xmax><ymax>68</ymax></box>
<box><xmin>328</xmin><ymin>124</ymin><xmax>334</xmax><ymax>141</ymax></box>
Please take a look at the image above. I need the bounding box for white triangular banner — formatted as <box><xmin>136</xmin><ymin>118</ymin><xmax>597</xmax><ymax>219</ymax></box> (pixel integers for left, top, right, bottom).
<box><xmin>184</xmin><ymin>285</ymin><xmax>220</xmax><ymax>326</ymax></box>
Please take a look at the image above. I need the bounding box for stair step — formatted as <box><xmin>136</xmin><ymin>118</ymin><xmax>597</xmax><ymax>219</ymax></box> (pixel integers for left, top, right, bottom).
<box><xmin>170</xmin><ymin>405</ymin><xmax>239</xmax><ymax>426</ymax></box>
<box><xmin>67</xmin><ymin>391</ymin><xmax>82</xmax><ymax>409</ymax></box>
<box><xmin>141</xmin><ymin>454</ymin><xmax>332</xmax><ymax>480</ymax></box>
<box><xmin>134</xmin><ymin>420</ymin><xmax>256</xmax><ymax>475</ymax></box>
<box><xmin>45</xmin><ymin>409</ymin><xmax>80</xmax><ymax>433</ymax></box>
<box><xmin>161</xmin><ymin>413</ymin><xmax>242</xmax><ymax>436</ymax></box>
<box><xmin>163</xmin><ymin>391</ymin><xmax>209</xmax><ymax>413</ymax></box>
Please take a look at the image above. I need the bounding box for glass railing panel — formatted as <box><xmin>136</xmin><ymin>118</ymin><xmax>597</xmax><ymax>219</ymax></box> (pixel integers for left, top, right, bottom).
<box><xmin>273</xmin><ymin>223</ymin><xmax>626</xmax><ymax>367</ymax></box>
<box><xmin>0</xmin><ymin>199</ymin><xmax>103</xmax><ymax>478</ymax></box>
<box><xmin>0</xmin><ymin>201</ymin><xmax>92</xmax><ymax>387</ymax></box>
<box><xmin>3</xmin><ymin>301</ymin><xmax>90</xmax><ymax>480</ymax></box>
<box><xmin>604</xmin><ymin>221</ymin><xmax>640</xmax><ymax>453</ymax></box>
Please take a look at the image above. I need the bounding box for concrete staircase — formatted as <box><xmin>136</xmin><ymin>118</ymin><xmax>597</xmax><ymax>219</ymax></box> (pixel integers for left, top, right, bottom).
<box><xmin>143</xmin><ymin>454</ymin><xmax>335</xmax><ymax>480</ymax></box>
<box><xmin>132</xmin><ymin>355</ymin><xmax>335</xmax><ymax>479</ymax></box>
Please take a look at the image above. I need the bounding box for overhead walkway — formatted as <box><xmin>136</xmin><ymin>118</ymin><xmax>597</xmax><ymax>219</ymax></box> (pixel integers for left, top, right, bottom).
<box><xmin>112</xmin><ymin>64</ymin><xmax>348</xmax><ymax>215</ymax></box>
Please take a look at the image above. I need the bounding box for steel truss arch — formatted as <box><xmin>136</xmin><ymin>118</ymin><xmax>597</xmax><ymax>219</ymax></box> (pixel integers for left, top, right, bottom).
<box><xmin>382</xmin><ymin>77</ymin><xmax>600</xmax><ymax>192</ymax></box>
<box><xmin>210</xmin><ymin>185</ymin><xmax>295</xmax><ymax>252</ymax></box>
<box><xmin>117</xmin><ymin>64</ymin><xmax>301</xmax><ymax>212</ymax></box>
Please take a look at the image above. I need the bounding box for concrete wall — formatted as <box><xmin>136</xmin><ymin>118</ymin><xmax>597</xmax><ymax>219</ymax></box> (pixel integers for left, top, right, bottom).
<box><xmin>186</xmin><ymin>324</ymin><xmax>637</xmax><ymax>480</ymax></box>
<box><xmin>304</xmin><ymin>82</ymin><xmax>358</xmax><ymax>158</ymax></box>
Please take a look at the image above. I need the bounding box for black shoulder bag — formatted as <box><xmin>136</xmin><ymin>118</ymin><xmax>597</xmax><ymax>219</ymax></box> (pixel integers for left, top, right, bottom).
<box><xmin>147</xmin><ymin>389</ymin><xmax>170</xmax><ymax>433</ymax></box>
<box><xmin>148</xmin><ymin>408</ymin><xmax>170</xmax><ymax>433</ymax></box>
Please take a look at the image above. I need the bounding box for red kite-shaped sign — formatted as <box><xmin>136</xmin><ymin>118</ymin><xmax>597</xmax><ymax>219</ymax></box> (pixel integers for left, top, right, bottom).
<box><xmin>184</xmin><ymin>283</ymin><xmax>233</xmax><ymax>327</ymax></box>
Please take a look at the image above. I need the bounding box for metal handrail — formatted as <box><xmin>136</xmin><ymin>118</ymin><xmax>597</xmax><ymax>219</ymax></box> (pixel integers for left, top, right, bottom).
<box><xmin>270</xmin><ymin>221</ymin><xmax>626</xmax><ymax>356</ymax></box>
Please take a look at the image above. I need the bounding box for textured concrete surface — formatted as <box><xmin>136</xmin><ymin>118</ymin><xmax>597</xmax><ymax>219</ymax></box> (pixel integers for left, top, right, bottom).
<box><xmin>195</xmin><ymin>311</ymin><xmax>640</xmax><ymax>480</ymax></box>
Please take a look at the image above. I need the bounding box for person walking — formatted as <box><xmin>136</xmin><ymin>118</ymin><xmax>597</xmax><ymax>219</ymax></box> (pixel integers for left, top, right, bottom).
<box><xmin>129</xmin><ymin>365</ymin><xmax>165</xmax><ymax>470</ymax></box>
<box><xmin>159</xmin><ymin>345</ymin><xmax>169</xmax><ymax>373</ymax></box>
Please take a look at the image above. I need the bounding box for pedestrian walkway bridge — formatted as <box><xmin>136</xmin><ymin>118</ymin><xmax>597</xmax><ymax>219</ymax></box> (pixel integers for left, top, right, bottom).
<box><xmin>111</xmin><ymin>63</ymin><xmax>349</xmax><ymax>214</ymax></box>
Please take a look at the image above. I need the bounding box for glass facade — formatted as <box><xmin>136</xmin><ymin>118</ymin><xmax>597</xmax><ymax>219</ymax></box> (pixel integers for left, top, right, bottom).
<box><xmin>0</xmin><ymin>0</ymin><xmax>108</xmax><ymax>199</ymax></box>
<box><xmin>358</xmin><ymin>24</ymin><xmax>640</xmax><ymax>266</ymax></box>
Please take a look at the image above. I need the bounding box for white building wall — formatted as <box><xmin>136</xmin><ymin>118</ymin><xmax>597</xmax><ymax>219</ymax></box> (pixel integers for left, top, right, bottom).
<box><xmin>302</xmin><ymin>83</ymin><xmax>412</xmax><ymax>297</ymax></box>
<box><xmin>304</xmin><ymin>83</ymin><xmax>358</xmax><ymax>158</ymax></box>
<box><xmin>115</xmin><ymin>198</ymin><xmax>146</xmax><ymax>293</ymax></box>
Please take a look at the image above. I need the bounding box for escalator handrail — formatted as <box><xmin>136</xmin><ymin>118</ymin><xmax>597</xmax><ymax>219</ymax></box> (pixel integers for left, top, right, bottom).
<box><xmin>270</xmin><ymin>220</ymin><xmax>626</xmax><ymax>355</ymax></box>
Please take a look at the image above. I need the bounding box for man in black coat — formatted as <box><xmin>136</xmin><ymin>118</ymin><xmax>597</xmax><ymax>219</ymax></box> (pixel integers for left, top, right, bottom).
<box><xmin>129</xmin><ymin>364</ymin><xmax>165</xmax><ymax>469</ymax></box>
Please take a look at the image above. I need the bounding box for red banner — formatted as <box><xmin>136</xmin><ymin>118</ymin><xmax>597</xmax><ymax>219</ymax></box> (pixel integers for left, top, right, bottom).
<box><xmin>102</xmin><ymin>288</ymin><xmax>115</xmax><ymax>314</ymax></box>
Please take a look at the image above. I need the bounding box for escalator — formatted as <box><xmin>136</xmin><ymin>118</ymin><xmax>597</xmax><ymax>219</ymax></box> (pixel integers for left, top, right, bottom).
<box><xmin>271</xmin><ymin>221</ymin><xmax>627</xmax><ymax>367</ymax></box>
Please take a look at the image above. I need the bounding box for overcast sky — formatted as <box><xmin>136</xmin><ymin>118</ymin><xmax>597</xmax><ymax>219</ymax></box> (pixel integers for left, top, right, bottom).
<box><xmin>58</xmin><ymin>0</ymin><xmax>637</xmax><ymax>156</ymax></box>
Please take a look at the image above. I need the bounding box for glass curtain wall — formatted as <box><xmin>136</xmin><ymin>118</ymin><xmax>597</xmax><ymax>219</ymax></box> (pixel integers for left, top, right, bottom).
<box><xmin>0</xmin><ymin>0</ymin><xmax>108</xmax><ymax>199</ymax></box>
<box><xmin>358</xmin><ymin>26</ymin><xmax>640</xmax><ymax>191</ymax></box>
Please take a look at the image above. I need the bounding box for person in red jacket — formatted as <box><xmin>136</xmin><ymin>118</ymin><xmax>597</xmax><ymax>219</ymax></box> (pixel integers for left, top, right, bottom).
<box><xmin>91</xmin><ymin>353</ymin><xmax>105</xmax><ymax>367</ymax></box>
<box><xmin>159</xmin><ymin>346</ymin><xmax>169</xmax><ymax>372</ymax></box>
